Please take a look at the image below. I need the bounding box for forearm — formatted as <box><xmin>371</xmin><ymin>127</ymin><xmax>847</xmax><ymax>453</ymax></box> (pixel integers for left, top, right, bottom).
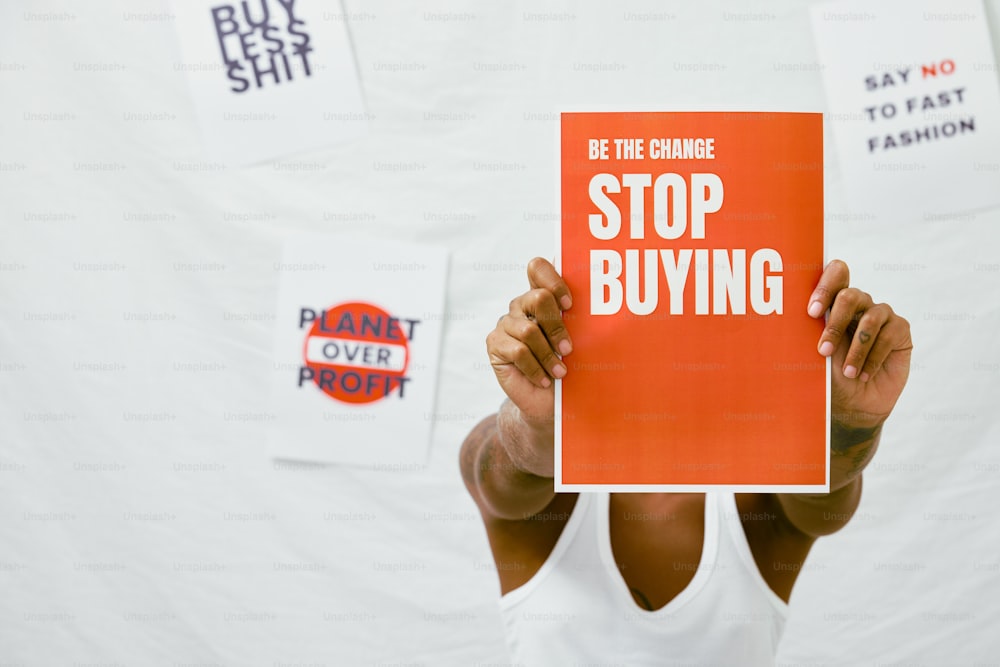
<box><xmin>777</xmin><ymin>476</ymin><xmax>862</xmax><ymax>538</ymax></box>
<box><xmin>829</xmin><ymin>421</ymin><xmax>882</xmax><ymax>491</ymax></box>
<box><xmin>776</xmin><ymin>422</ymin><xmax>881</xmax><ymax>537</ymax></box>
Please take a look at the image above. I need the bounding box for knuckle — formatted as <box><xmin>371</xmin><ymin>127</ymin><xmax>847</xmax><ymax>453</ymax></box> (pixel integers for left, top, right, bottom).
<box><xmin>513</xmin><ymin>319</ymin><xmax>536</xmax><ymax>340</ymax></box>
<box><xmin>876</xmin><ymin>303</ymin><xmax>897</xmax><ymax>321</ymax></box>
<box><xmin>825</xmin><ymin>325</ymin><xmax>845</xmax><ymax>338</ymax></box>
<box><xmin>867</xmin><ymin>302</ymin><xmax>887</xmax><ymax>315</ymax></box>
<box><xmin>486</xmin><ymin>327</ymin><xmax>506</xmax><ymax>350</ymax></box>
<box><xmin>528</xmin><ymin>288</ymin><xmax>553</xmax><ymax>309</ymax></box>
<box><xmin>856</xmin><ymin>311</ymin><xmax>878</xmax><ymax>328</ymax></box>
<box><xmin>546</xmin><ymin>322</ymin><xmax>567</xmax><ymax>339</ymax></box>
<box><xmin>510</xmin><ymin>343</ymin><xmax>532</xmax><ymax>365</ymax></box>
<box><xmin>840</xmin><ymin>287</ymin><xmax>863</xmax><ymax>305</ymax></box>
<box><xmin>835</xmin><ymin>289</ymin><xmax>867</xmax><ymax>314</ymax></box>
<box><xmin>813</xmin><ymin>284</ymin><xmax>832</xmax><ymax>299</ymax></box>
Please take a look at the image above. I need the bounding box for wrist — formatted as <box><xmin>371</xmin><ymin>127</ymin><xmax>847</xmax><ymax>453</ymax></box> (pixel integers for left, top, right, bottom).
<box><xmin>502</xmin><ymin>397</ymin><xmax>554</xmax><ymax>432</ymax></box>
<box><xmin>498</xmin><ymin>399</ymin><xmax>555</xmax><ymax>478</ymax></box>
<box><xmin>831</xmin><ymin>405</ymin><xmax>888</xmax><ymax>431</ymax></box>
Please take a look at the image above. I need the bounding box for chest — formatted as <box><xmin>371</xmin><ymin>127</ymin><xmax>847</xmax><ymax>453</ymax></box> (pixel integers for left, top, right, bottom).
<box><xmin>607</xmin><ymin>493</ymin><xmax>707</xmax><ymax>611</ymax></box>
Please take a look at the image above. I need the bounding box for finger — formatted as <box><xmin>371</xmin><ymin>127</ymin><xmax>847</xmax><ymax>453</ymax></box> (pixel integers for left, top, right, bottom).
<box><xmin>502</xmin><ymin>314</ymin><xmax>567</xmax><ymax>382</ymax></box>
<box><xmin>841</xmin><ymin>303</ymin><xmax>891</xmax><ymax>380</ymax></box>
<box><xmin>818</xmin><ymin>287</ymin><xmax>871</xmax><ymax>359</ymax></box>
<box><xmin>807</xmin><ymin>259</ymin><xmax>850</xmax><ymax>318</ymax></box>
<box><xmin>527</xmin><ymin>257</ymin><xmax>573</xmax><ymax>311</ymax></box>
<box><xmin>487</xmin><ymin>325</ymin><xmax>554</xmax><ymax>389</ymax></box>
<box><xmin>858</xmin><ymin>313</ymin><xmax>911</xmax><ymax>382</ymax></box>
<box><xmin>512</xmin><ymin>288</ymin><xmax>572</xmax><ymax>356</ymax></box>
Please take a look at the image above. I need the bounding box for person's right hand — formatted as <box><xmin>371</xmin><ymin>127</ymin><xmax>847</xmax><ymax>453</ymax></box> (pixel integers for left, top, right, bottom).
<box><xmin>486</xmin><ymin>257</ymin><xmax>574</xmax><ymax>422</ymax></box>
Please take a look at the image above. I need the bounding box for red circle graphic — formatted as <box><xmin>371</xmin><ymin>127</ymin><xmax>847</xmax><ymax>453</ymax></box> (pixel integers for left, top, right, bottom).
<box><xmin>302</xmin><ymin>302</ymin><xmax>410</xmax><ymax>404</ymax></box>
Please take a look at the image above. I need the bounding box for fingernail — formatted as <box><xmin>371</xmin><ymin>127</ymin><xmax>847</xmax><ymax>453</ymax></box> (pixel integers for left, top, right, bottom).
<box><xmin>808</xmin><ymin>301</ymin><xmax>824</xmax><ymax>318</ymax></box>
<box><xmin>558</xmin><ymin>340</ymin><xmax>572</xmax><ymax>356</ymax></box>
<box><xmin>540</xmin><ymin>376</ymin><xmax>551</xmax><ymax>388</ymax></box>
<box><xmin>552</xmin><ymin>363</ymin><xmax>566</xmax><ymax>378</ymax></box>
<box><xmin>860</xmin><ymin>371</ymin><xmax>870</xmax><ymax>382</ymax></box>
<box><xmin>819</xmin><ymin>341</ymin><xmax>834</xmax><ymax>356</ymax></box>
<box><xmin>560</xmin><ymin>295</ymin><xmax>572</xmax><ymax>310</ymax></box>
<box><xmin>844</xmin><ymin>365</ymin><xmax>858</xmax><ymax>379</ymax></box>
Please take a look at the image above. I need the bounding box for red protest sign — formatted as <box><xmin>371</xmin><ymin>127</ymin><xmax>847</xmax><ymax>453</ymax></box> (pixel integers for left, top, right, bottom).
<box><xmin>557</xmin><ymin>111</ymin><xmax>827</xmax><ymax>492</ymax></box>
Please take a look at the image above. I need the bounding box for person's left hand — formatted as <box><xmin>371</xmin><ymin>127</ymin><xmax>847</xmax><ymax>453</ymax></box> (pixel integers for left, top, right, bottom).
<box><xmin>808</xmin><ymin>260</ymin><xmax>913</xmax><ymax>429</ymax></box>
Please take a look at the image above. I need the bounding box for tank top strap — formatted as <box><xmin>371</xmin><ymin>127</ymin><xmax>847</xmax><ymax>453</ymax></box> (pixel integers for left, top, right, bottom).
<box><xmin>716</xmin><ymin>492</ymin><xmax>790</xmax><ymax>613</ymax></box>
<box><xmin>498</xmin><ymin>493</ymin><xmax>594</xmax><ymax>609</ymax></box>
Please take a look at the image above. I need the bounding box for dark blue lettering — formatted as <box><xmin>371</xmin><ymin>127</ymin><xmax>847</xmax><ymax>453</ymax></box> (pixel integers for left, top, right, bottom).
<box><xmin>334</xmin><ymin>312</ymin><xmax>355</xmax><ymax>335</ymax></box>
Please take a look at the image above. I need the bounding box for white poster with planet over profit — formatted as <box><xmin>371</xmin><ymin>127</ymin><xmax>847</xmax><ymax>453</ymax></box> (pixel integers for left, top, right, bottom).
<box><xmin>267</xmin><ymin>234</ymin><xmax>449</xmax><ymax>466</ymax></box>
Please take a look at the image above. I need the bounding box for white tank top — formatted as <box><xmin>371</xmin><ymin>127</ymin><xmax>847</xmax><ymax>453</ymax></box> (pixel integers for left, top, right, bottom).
<box><xmin>498</xmin><ymin>492</ymin><xmax>789</xmax><ymax>666</ymax></box>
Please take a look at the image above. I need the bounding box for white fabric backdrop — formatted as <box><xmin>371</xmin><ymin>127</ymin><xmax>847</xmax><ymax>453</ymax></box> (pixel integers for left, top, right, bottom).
<box><xmin>2</xmin><ymin>0</ymin><xmax>999</xmax><ymax>664</ymax></box>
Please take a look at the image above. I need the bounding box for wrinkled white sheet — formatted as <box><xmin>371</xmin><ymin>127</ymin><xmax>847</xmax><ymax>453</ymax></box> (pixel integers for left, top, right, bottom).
<box><xmin>2</xmin><ymin>0</ymin><xmax>998</xmax><ymax>664</ymax></box>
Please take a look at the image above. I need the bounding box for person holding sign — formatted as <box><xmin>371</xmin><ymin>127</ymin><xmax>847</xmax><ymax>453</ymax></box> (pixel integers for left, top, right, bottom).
<box><xmin>460</xmin><ymin>257</ymin><xmax>912</xmax><ymax>665</ymax></box>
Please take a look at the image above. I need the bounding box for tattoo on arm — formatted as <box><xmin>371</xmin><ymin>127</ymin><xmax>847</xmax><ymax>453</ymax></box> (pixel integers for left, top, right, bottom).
<box><xmin>630</xmin><ymin>587</ymin><xmax>654</xmax><ymax>611</ymax></box>
<box><xmin>831</xmin><ymin>421</ymin><xmax>881</xmax><ymax>455</ymax></box>
<box><xmin>847</xmin><ymin>444</ymin><xmax>874</xmax><ymax>474</ymax></box>
<box><xmin>829</xmin><ymin>422</ymin><xmax>882</xmax><ymax>482</ymax></box>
